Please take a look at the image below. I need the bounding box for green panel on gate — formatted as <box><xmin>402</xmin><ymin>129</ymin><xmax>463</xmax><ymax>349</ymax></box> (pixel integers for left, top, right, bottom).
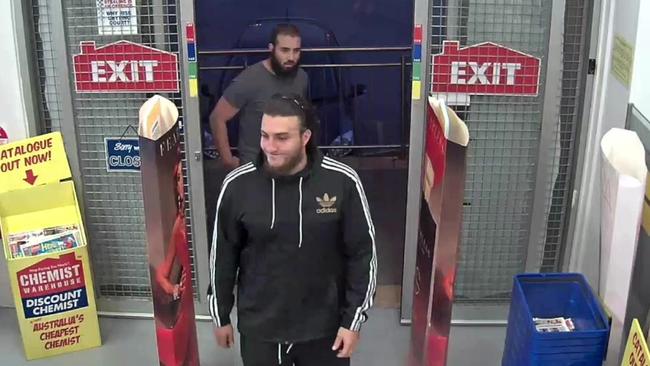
<box><xmin>412</xmin><ymin>62</ymin><xmax>421</xmax><ymax>81</ymax></box>
<box><xmin>188</xmin><ymin>62</ymin><xmax>197</xmax><ymax>79</ymax></box>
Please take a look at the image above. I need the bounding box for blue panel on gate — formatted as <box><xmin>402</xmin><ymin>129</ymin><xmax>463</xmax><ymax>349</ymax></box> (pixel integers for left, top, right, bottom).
<box><xmin>104</xmin><ymin>138</ymin><xmax>141</xmax><ymax>172</ymax></box>
<box><xmin>412</xmin><ymin>44</ymin><xmax>422</xmax><ymax>62</ymax></box>
<box><xmin>187</xmin><ymin>43</ymin><xmax>197</xmax><ymax>62</ymax></box>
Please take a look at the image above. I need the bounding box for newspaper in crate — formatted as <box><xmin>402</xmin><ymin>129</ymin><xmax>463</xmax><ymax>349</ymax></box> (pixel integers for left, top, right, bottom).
<box><xmin>533</xmin><ymin>317</ymin><xmax>576</xmax><ymax>333</ymax></box>
<box><xmin>8</xmin><ymin>225</ymin><xmax>82</xmax><ymax>259</ymax></box>
<box><xmin>96</xmin><ymin>0</ymin><xmax>138</xmax><ymax>36</ymax></box>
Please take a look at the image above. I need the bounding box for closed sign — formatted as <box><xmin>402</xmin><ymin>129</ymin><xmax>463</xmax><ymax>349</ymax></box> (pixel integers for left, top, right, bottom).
<box><xmin>104</xmin><ymin>138</ymin><xmax>140</xmax><ymax>172</ymax></box>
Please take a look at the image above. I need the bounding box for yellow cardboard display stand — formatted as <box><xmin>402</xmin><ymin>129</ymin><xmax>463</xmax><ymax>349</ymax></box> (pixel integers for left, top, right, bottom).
<box><xmin>622</xmin><ymin>319</ymin><xmax>650</xmax><ymax>366</ymax></box>
<box><xmin>0</xmin><ymin>132</ymin><xmax>101</xmax><ymax>360</ymax></box>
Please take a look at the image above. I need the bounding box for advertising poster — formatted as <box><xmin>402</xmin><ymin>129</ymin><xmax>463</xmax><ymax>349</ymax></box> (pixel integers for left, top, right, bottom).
<box><xmin>138</xmin><ymin>95</ymin><xmax>199</xmax><ymax>366</ymax></box>
<box><xmin>410</xmin><ymin>98</ymin><xmax>469</xmax><ymax>366</ymax></box>
<box><xmin>0</xmin><ymin>132</ymin><xmax>101</xmax><ymax>360</ymax></box>
<box><xmin>621</xmin><ymin>319</ymin><xmax>650</xmax><ymax>366</ymax></box>
<box><xmin>624</xmin><ymin>107</ymin><xmax>650</xmax><ymax>357</ymax></box>
<box><xmin>96</xmin><ymin>0</ymin><xmax>138</xmax><ymax>36</ymax></box>
<box><xmin>600</xmin><ymin>128</ymin><xmax>647</xmax><ymax>365</ymax></box>
<box><xmin>10</xmin><ymin>248</ymin><xmax>100</xmax><ymax>359</ymax></box>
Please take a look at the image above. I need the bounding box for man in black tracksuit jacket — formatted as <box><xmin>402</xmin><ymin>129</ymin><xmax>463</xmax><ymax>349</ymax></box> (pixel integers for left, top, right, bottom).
<box><xmin>208</xmin><ymin>94</ymin><xmax>377</xmax><ymax>365</ymax></box>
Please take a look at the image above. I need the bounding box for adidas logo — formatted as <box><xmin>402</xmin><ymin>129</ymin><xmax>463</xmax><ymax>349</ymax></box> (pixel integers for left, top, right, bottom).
<box><xmin>316</xmin><ymin>193</ymin><xmax>337</xmax><ymax>214</ymax></box>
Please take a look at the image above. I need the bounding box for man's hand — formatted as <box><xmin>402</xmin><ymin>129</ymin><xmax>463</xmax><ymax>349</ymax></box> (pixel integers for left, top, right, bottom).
<box><xmin>210</xmin><ymin>97</ymin><xmax>239</xmax><ymax>171</ymax></box>
<box><xmin>222</xmin><ymin>156</ymin><xmax>240</xmax><ymax>171</ymax></box>
<box><xmin>214</xmin><ymin>324</ymin><xmax>235</xmax><ymax>348</ymax></box>
<box><xmin>331</xmin><ymin>327</ymin><xmax>360</xmax><ymax>358</ymax></box>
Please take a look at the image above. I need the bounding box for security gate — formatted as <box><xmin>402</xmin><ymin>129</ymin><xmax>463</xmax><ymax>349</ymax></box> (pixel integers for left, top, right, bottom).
<box><xmin>402</xmin><ymin>0</ymin><xmax>592</xmax><ymax>321</ymax></box>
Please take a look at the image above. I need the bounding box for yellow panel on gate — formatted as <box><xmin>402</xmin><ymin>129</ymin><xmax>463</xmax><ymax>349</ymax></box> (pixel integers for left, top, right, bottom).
<box><xmin>0</xmin><ymin>132</ymin><xmax>101</xmax><ymax>360</ymax></box>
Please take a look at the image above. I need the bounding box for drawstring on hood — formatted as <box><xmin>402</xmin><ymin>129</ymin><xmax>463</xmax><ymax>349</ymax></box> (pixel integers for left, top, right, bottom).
<box><xmin>260</xmin><ymin>151</ymin><xmax>317</xmax><ymax>247</ymax></box>
<box><xmin>268</xmin><ymin>176</ymin><xmax>304</xmax><ymax>248</ymax></box>
<box><xmin>298</xmin><ymin>177</ymin><xmax>303</xmax><ymax>247</ymax></box>
<box><xmin>270</xmin><ymin>178</ymin><xmax>276</xmax><ymax>229</ymax></box>
<box><xmin>277</xmin><ymin>342</ymin><xmax>295</xmax><ymax>364</ymax></box>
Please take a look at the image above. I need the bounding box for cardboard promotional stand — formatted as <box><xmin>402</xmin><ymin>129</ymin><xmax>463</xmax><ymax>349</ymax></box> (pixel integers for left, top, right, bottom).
<box><xmin>410</xmin><ymin>97</ymin><xmax>470</xmax><ymax>366</ymax></box>
<box><xmin>600</xmin><ymin>128</ymin><xmax>647</xmax><ymax>365</ymax></box>
<box><xmin>138</xmin><ymin>95</ymin><xmax>200</xmax><ymax>366</ymax></box>
<box><xmin>622</xmin><ymin>108</ymin><xmax>650</xmax><ymax>366</ymax></box>
<box><xmin>0</xmin><ymin>132</ymin><xmax>101</xmax><ymax>360</ymax></box>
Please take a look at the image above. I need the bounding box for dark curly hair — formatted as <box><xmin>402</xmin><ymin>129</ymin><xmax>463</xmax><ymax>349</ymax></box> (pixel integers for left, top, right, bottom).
<box><xmin>263</xmin><ymin>93</ymin><xmax>320</xmax><ymax>157</ymax></box>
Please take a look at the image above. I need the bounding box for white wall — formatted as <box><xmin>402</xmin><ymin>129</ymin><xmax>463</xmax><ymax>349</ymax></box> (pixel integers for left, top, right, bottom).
<box><xmin>0</xmin><ymin>1</ymin><xmax>29</xmax><ymax>143</ymax></box>
<box><xmin>569</xmin><ymin>0</ymin><xmax>641</xmax><ymax>287</ymax></box>
<box><xmin>630</xmin><ymin>0</ymin><xmax>650</xmax><ymax>118</ymax></box>
<box><xmin>0</xmin><ymin>0</ymin><xmax>31</xmax><ymax>308</ymax></box>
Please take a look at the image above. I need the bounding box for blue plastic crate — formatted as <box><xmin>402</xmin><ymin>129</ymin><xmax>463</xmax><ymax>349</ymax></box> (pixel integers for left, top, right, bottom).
<box><xmin>528</xmin><ymin>354</ymin><xmax>605</xmax><ymax>366</ymax></box>
<box><xmin>502</xmin><ymin>273</ymin><xmax>610</xmax><ymax>366</ymax></box>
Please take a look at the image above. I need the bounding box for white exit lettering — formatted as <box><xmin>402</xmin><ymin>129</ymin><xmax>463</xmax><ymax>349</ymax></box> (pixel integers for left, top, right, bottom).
<box><xmin>91</xmin><ymin>60</ymin><xmax>159</xmax><ymax>83</ymax></box>
<box><xmin>450</xmin><ymin>62</ymin><xmax>521</xmax><ymax>85</ymax></box>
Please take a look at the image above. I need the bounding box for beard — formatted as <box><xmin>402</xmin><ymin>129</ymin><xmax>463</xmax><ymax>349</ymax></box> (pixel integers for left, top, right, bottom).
<box><xmin>270</xmin><ymin>51</ymin><xmax>300</xmax><ymax>78</ymax></box>
<box><xmin>265</xmin><ymin>150</ymin><xmax>306</xmax><ymax>176</ymax></box>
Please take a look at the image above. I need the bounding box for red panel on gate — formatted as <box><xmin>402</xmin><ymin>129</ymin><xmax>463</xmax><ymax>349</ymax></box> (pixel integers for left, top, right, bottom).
<box><xmin>431</xmin><ymin>41</ymin><xmax>540</xmax><ymax>96</ymax></box>
<box><xmin>413</xmin><ymin>24</ymin><xmax>423</xmax><ymax>45</ymax></box>
<box><xmin>186</xmin><ymin>23</ymin><xmax>195</xmax><ymax>42</ymax></box>
<box><xmin>73</xmin><ymin>40</ymin><xmax>179</xmax><ymax>93</ymax></box>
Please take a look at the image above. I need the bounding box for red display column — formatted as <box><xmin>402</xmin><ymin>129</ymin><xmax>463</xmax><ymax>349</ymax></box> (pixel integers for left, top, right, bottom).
<box><xmin>138</xmin><ymin>95</ymin><xmax>200</xmax><ymax>366</ymax></box>
<box><xmin>410</xmin><ymin>97</ymin><xmax>469</xmax><ymax>366</ymax></box>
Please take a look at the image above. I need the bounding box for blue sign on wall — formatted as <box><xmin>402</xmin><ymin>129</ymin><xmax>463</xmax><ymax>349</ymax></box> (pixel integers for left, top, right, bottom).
<box><xmin>104</xmin><ymin>138</ymin><xmax>140</xmax><ymax>172</ymax></box>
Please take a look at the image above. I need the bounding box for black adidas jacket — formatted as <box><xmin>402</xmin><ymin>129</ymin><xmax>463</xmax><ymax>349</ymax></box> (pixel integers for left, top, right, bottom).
<box><xmin>208</xmin><ymin>152</ymin><xmax>377</xmax><ymax>343</ymax></box>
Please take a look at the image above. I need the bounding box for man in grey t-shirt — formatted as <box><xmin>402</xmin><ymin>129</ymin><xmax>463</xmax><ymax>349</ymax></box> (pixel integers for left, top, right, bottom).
<box><xmin>209</xmin><ymin>24</ymin><xmax>309</xmax><ymax>168</ymax></box>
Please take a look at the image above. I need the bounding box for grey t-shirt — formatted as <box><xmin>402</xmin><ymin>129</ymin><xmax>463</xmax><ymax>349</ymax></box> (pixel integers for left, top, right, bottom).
<box><xmin>223</xmin><ymin>62</ymin><xmax>309</xmax><ymax>163</ymax></box>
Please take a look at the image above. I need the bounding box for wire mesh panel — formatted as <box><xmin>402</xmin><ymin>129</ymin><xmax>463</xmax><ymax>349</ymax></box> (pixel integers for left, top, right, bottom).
<box><xmin>58</xmin><ymin>0</ymin><xmax>196</xmax><ymax>300</ymax></box>
<box><xmin>537</xmin><ymin>0</ymin><xmax>591</xmax><ymax>273</ymax></box>
<box><xmin>30</xmin><ymin>0</ymin><xmax>64</xmax><ymax>133</ymax></box>
<box><xmin>430</xmin><ymin>0</ymin><xmax>554</xmax><ymax>302</ymax></box>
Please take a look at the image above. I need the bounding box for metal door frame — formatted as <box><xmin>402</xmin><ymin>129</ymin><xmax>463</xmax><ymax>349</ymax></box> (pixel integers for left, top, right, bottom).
<box><xmin>400</xmin><ymin>0</ymin><xmax>431</xmax><ymax>324</ymax></box>
<box><xmin>564</xmin><ymin>0</ymin><xmax>602</xmax><ymax>277</ymax></box>
<box><xmin>400</xmin><ymin>0</ymin><xmax>570</xmax><ymax>323</ymax></box>
<box><xmin>524</xmin><ymin>0</ymin><xmax>565</xmax><ymax>273</ymax></box>
<box><xmin>179</xmin><ymin>0</ymin><xmax>211</xmax><ymax>316</ymax></box>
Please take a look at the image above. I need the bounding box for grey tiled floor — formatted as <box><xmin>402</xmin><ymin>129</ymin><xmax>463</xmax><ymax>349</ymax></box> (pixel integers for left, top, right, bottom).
<box><xmin>0</xmin><ymin>306</ymin><xmax>505</xmax><ymax>365</ymax></box>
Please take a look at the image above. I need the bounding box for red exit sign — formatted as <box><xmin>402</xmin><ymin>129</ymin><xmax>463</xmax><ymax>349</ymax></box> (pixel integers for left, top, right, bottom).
<box><xmin>73</xmin><ymin>40</ymin><xmax>179</xmax><ymax>93</ymax></box>
<box><xmin>431</xmin><ymin>41</ymin><xmax>541</xmax><ymax>97</ymax></box>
